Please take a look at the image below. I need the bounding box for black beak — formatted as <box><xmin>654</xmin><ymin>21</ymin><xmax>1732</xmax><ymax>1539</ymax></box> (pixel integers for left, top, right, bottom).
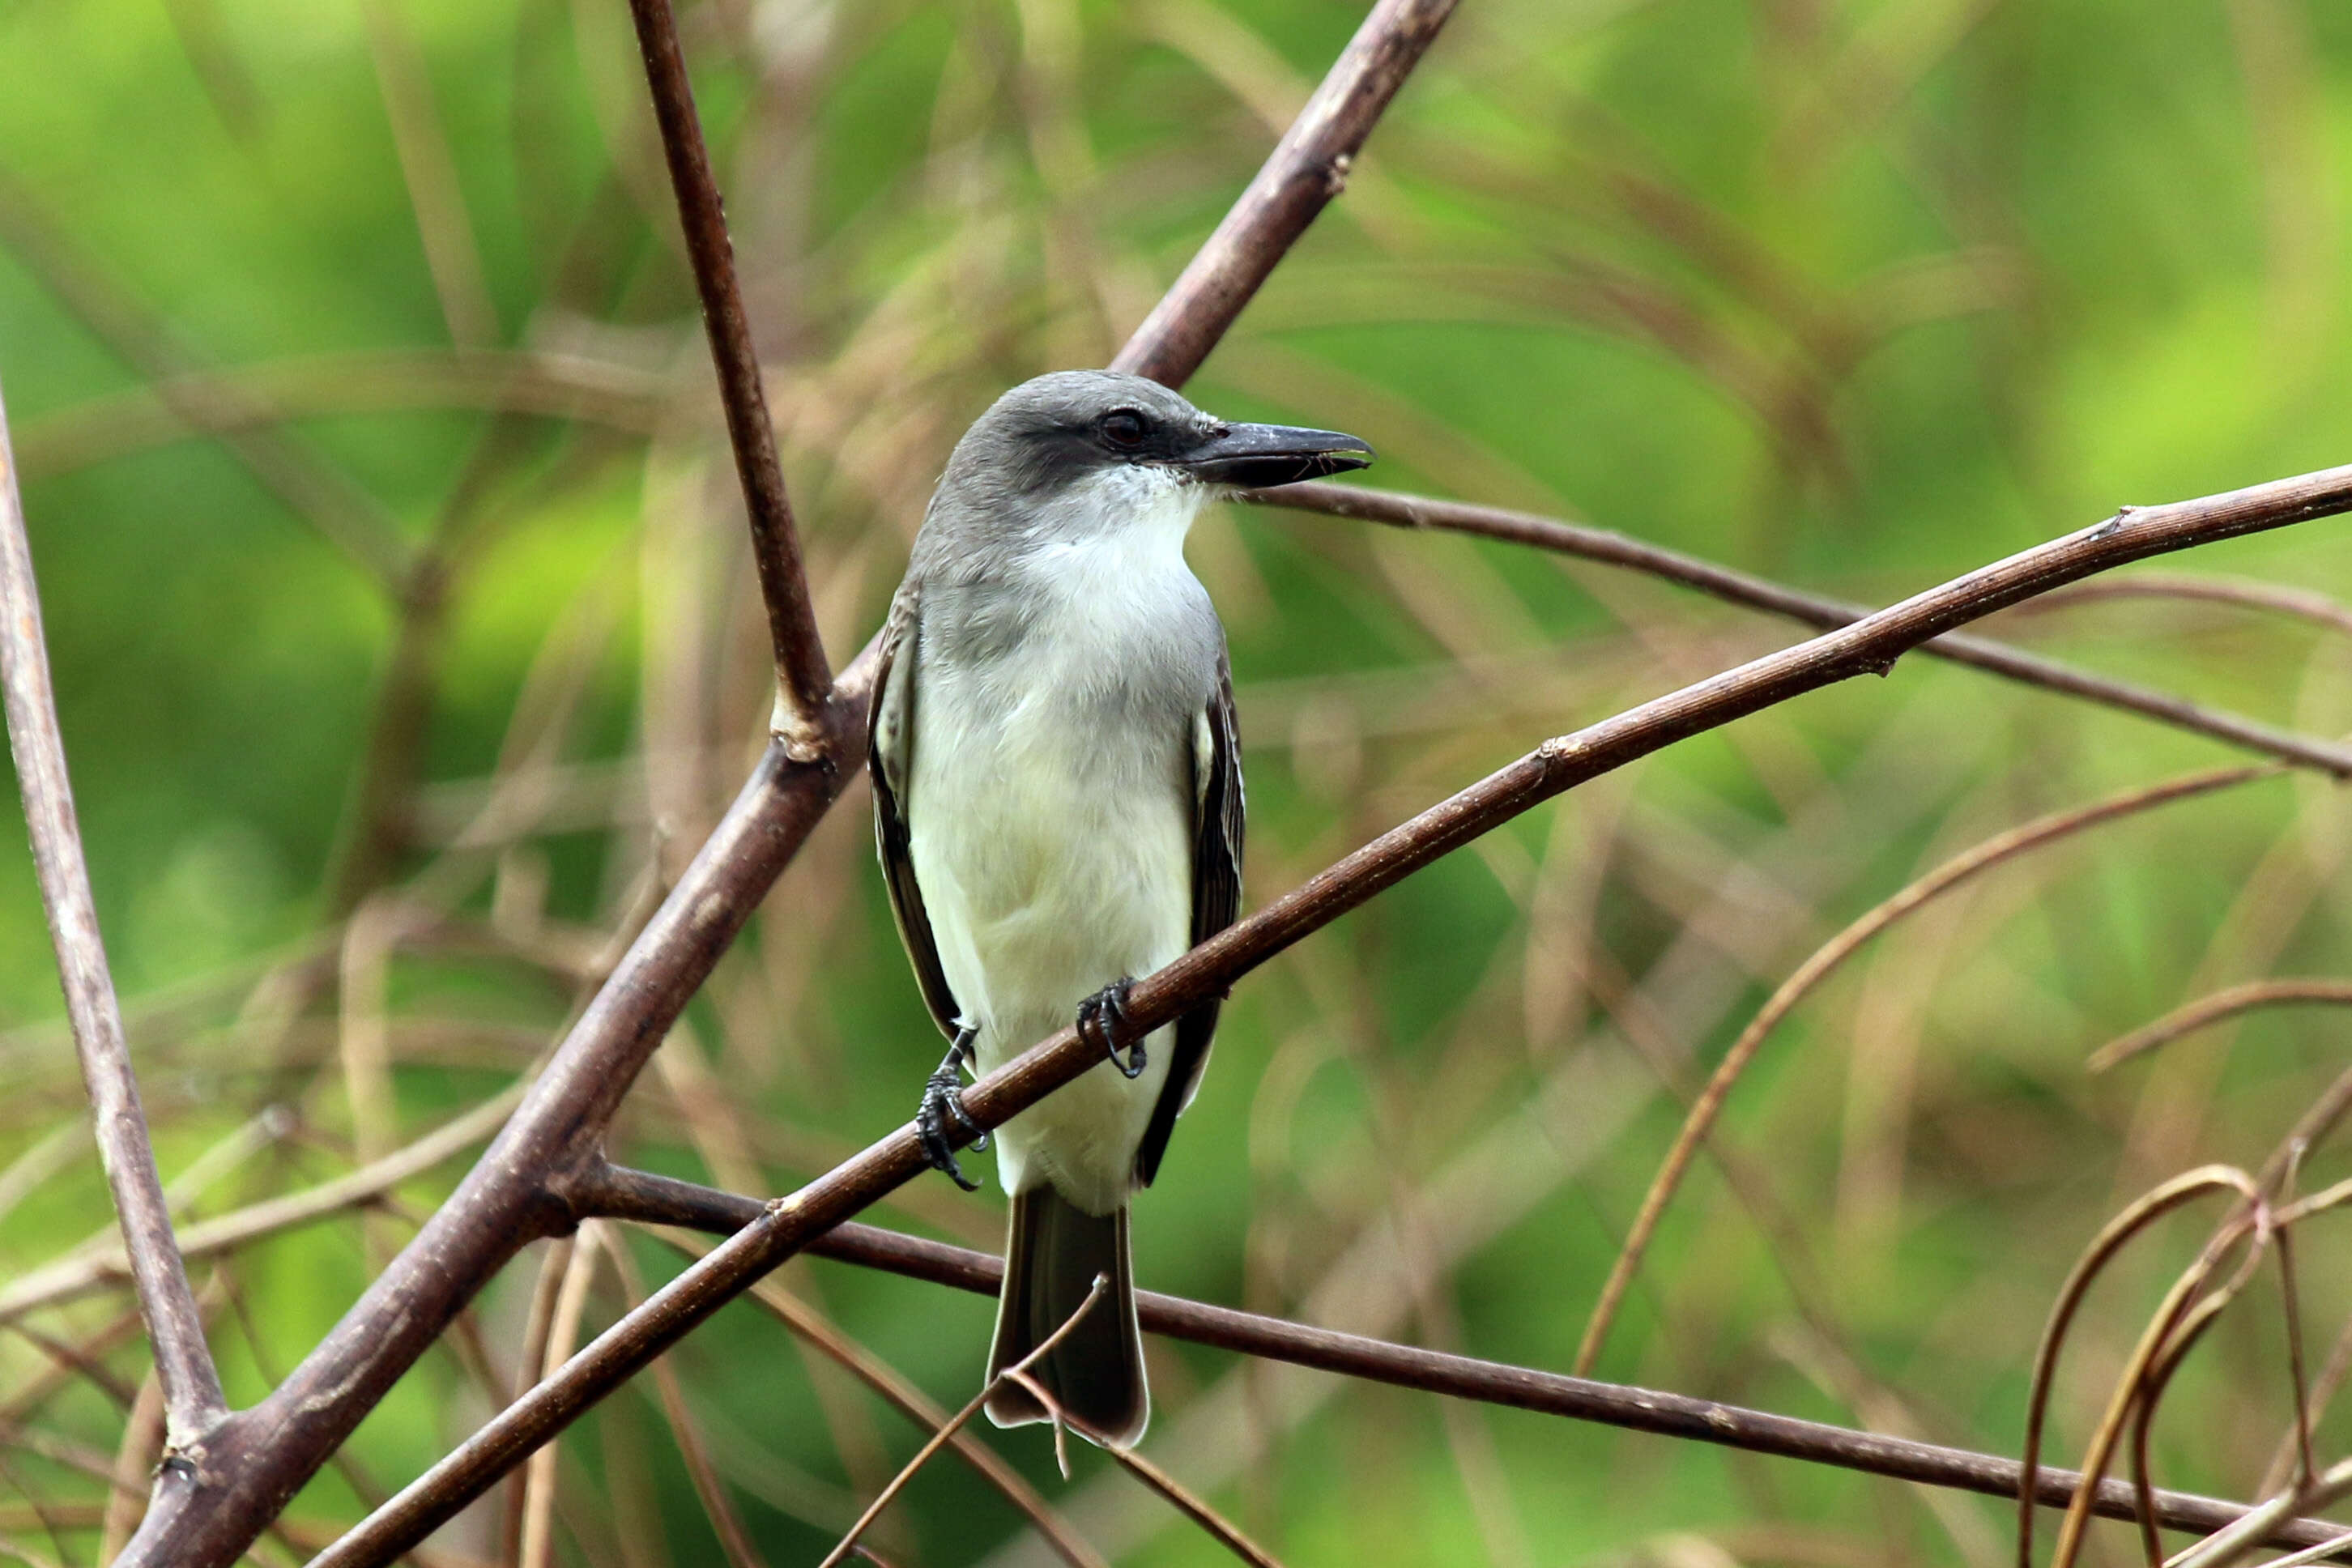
<box><xmin>1174</xmin><ymin>423</ymin><xmax>1374</xmax><ymax>488</ymax></box>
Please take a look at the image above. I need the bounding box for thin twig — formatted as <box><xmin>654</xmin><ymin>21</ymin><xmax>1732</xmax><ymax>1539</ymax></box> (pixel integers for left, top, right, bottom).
<box><xmin>2102</xmin><ymin>1219</ymin><xmax>2271</xmax><ymax>1568</ymax></box>
<box><xmin>2090</xmin><ymin>979</ymin><xmax>2352</xmax><ymax>1072</ymax></box>
<box><xmin>1576</xmin><ymin>762</ymin><xmax>2277</xmax><ymax>1375</ymax></box>
<box><xmin>102</xmin><ymin>1374</ymin><xmax>168</xmax><ymax>1562</ymax></box>
<box><xmin>2018</xmin><ymin>1169</ymin><xmax>2260</xmax><ymax>1568</ymax></box>
<box><xmin>1252</xmin><ymin>482</ymin><xmax>2352</xmax><ymax>778</ymax></box>
<box><xmin>638</xmin><ymin>1211</ymin><xmax>1105</xmax><ymax>1568</ymax></box>
<box><xmin>518</xmin><ymin>1227</ymin><xmax>602</xmax><ymax>1568</ymax></box>
<box><xmin>590</xmin><ymin>1178</ymin><xmax>2352</xmax><ymax>1562</ymax></box>
<box><xmin>1042</xmin><ymin>1402</ymin><xmax>1282</xmax><ymax>1568</ymax></box>
<box><xmin>2169</xmin><ymin>1455</ymin><xmax>2352</xmax><ymax>1568</ymax></box>
<box><xmin>1110</xmin><ymin>0</ymin><xmax>1459</xmax><ymax>387</ymax></box>
<box><xmin>2026</xmin><ymin>573</ymin><xmax>2352</xmax><ymax>641</ymax></box>
<box><xmin>499</xmin><ymin>1237</ymin><xmax>573</xmax><ymax>1568</ymax></box>
<box><xmin>624</xmin><ymin>0</ymin><xmax>832</xmax><ymax>736</ymax></box>
<box><xmin>602</xmin><ymin>1230</ymin><xmax>769</xmax><ymax>1568</ymax></box>
<box><xmin>817</xmin><ymin>1277</ymin><xmax>1110</xmax><ymax>1568</ymax></box>
<box><xmin>0</xmin><ymin>1084</ymin><xmax>523</xmax><ymax>1324</ymax></box>
<box><xmin>311</xmin><ymin>458</ymin><xmax>2352</xmax><ymax>1568</ymax></box>
<box><xmin>0</xmin><ymin>377</ymin><xmax>228</xmax><ymax>1448</ymax></box>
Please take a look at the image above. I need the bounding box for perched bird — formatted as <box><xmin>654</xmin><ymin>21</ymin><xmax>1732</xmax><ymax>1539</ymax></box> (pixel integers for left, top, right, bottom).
<box><xmin>870</xmin><ymin>371</ymin><xmax>1373</xmax><ymax>1446</ymax></box>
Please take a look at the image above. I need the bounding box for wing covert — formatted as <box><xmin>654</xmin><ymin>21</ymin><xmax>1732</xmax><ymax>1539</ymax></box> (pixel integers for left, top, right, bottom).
<box><xmin>1136</xmin><ymin>654</ymin><xmax>1244</xmax><ymax>1186</ymax></box>
<box><xmin>870</xmin><ymin>587</ymin><xmax>962</xmax><ymax>1042</ymax></box>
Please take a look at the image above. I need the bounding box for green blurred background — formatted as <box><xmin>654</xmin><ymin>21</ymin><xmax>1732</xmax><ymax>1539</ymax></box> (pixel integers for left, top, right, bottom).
<box><xmin>4</xmin><ymin>0</ymin><xmax>2352</xmax><ymax>1562</ymax></box>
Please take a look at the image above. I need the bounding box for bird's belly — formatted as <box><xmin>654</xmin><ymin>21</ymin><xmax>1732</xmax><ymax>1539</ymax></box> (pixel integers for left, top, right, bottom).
<box><xmin>909</xmin><ymin>711</ymin><xmax>1191</xmax><ymax>1212</ymax></box>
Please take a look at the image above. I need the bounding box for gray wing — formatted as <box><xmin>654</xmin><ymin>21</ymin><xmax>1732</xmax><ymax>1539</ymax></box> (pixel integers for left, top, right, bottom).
<box><xmin>870</xmin><ymin>583</ymin><xmax>962</xmax><ymax>1042</ymax></box>
<box><xmin>1136</xmin><ymin>654</ymin><xmax>1244</xmax><ymax>1187</ymax></box>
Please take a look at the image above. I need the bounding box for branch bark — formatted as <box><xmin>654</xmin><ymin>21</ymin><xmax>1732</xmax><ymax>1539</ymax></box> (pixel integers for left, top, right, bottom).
<box><xmin>587</xmin><ymin>1173</ymin><xmax>2352</xmax><ymax>1562</ymax></box>
<box><xmin>0</xmin><ymin>377</ymin><xmax>228</xmax><ymax>1449</ymax></box>
<box><xmin>312</xmin><ymin>460</ymin><xmax>2352</xmax><ymax>1566</ymax></box>
<box><xmin>625</xmin><ymin>0</ymin><xmax>833</xmax><ymax>735</ymax></box>
<box><xmin>1253</xmin><ymin>482</ymin><xmax>2352</xmax><ymax>777</ymax></box>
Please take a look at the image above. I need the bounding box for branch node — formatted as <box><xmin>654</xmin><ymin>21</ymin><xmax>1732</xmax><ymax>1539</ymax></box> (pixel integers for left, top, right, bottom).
<box><xmin>769</xmin><ymin>689</ymin><xmax>829</xmax><ymax>764</ymax></box>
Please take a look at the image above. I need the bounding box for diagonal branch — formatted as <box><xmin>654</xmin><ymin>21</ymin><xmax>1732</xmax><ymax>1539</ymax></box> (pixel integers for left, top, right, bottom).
<box><xmin>1110</xmin><ymin>0</ymin><xmax>1459</xmax><ymax>387</ymax></box>
<box><xmin>624</xmin><ymin>0</ymin><xmax>832</xmax><ymax>735</ymax></box>
<box><xmin>0</xmin><ymin>377</ymin><xmax>228</xmax><ymax>1448</ymax></box>
<box><xmin>311</xmin><ymin>461</ymin><xmax>2352</xmax><ymax>1566</ymax></box>
<box><xmin>1252</xmin><ymin>482</ymin><xmax>2352</xmax><ymax>777</ymax></box>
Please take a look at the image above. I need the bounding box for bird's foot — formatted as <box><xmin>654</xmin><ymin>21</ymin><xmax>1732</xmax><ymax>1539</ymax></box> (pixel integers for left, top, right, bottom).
<box><xmin>918</xmin><ymin>1030</ymin><xmax>987</xmax><ymax>1191</ymax></box>
<box><xmin>1076</xmin><ymin>978</ymin><xmax>1146</xmax><ymax>1080</ymax></box>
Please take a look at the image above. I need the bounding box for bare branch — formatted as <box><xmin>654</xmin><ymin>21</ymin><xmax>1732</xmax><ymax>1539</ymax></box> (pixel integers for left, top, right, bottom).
<box><xmin>2025</xmin><ymin>572</ymin><xmax>2352</xmax><ymax>641</ymax></box>
<box><xmin>1110</xmin><ymin>0</ymin><xmax>1459</xmax><ymax>386</ymax></box>
<box><xmin>1577</xmin><ymin>762</ymin><xmax>2277</xmax><ymax>1377</ymax></box>
<box><xmin>2089</xmin><ymin>978</ymin><xmax>2352</xmax><ymax>1072</ymax></box>
<box><xmin>313</xmin><ymin>461</ymin><xmax>2352</xmax><ymax>1565</ymax></box>
<box><xmin>643</xmin><ymin>1221</ymin><xmax>1106</xmax><ymax>1568</ymax></box>
<box><xmin>1036</xmin><ymin>1405</ymin><xmax>1282</xmax><ymax>1568</ymax></box>
<box><xmin>1253</xmin><ymin>482</ymin><xmax>2352</xmax><ymax>777</ymax></box>
<box><xmin>818</xmin><ymin>1279</ymin><xmax>1109</xmax><ymax>1568</ymax></box>
<box><xmin>624</xmin><ymin>0</ymin><xmax>832</xmax><ymax>734</ymax></box>
<box><xmin>0</xmin><ymin>379</ymin><xmax>228</xmax><ymax>1447</ymax></box>
<box><xmin>2017</xmin><ymin>1169</ymin><xmax>2262</xmax><ymax>1568</ymax></box>
<box><xmin>0</xmin><ymin>1084</ymin><xmax>522</xmax><ymax>1324</ymax></box>
<box><xmin>594</xmin><ymin>1176</ymin><xmax>2352</xmax><ymax>1562</ymax></box>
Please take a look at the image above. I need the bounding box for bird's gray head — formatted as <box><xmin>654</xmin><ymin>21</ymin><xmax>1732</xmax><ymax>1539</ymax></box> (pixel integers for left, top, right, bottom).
<box><xmin>931</xmin><ymin>372</ymin><xmax>1373</xmax><ymax>541</ymax></box>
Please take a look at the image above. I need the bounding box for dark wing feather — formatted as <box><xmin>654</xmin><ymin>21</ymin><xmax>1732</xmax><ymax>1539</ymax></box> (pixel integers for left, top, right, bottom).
<box><xmin>1136</xmin><ymin>654</ymin><xmax>1244</xmax><ymax>1187</ymax></box>
<box><xmin>870</xmin><ymin>585</ymin><xmax>961</xmax><ymax>1042</ymax></box>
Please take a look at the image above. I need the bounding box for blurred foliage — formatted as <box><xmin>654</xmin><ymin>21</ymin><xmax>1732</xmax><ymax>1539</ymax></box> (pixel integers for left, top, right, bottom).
<box><xmin>2</xmin><ymin>0</ymin><xmax>2352</xmax><ymax>1563</ymax></box>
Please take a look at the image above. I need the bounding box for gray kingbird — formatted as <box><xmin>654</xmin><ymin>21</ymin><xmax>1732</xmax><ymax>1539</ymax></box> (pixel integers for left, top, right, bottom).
<box><xmin>870</xmin><ymin>370</ymin><xmax>1373</xmax><ymax>1446</ymax></box>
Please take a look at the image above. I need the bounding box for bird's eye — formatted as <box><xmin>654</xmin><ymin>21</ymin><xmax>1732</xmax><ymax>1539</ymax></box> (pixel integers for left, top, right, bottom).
<box><xmin>1100</xmin><ymin>410</ymin><xmax>1148</xmax><ymax>449</ymax></box>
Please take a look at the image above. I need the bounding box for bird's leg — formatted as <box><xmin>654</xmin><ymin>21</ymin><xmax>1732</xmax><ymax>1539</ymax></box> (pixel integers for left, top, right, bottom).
<box><xmin>1076</xmin><ymin>978</ymin><xmax>1146</xmax><ymax>1080</ymax></box>
<box><xmin>918</xmin><ymin>1026</ymin><xmax>988</xmax><ymax>1191</ymax></box>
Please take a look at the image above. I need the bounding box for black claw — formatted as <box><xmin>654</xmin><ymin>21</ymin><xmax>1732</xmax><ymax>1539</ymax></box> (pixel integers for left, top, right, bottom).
<box><xmin>1077</xmin><ymin>978</ymin><xmax>1146</xmax><ymax>1080</ymax></box>
<box><xmin>918</xmin><ymin>1032</ymin><xmax>986</xmax><ymax>1191</ymax></box>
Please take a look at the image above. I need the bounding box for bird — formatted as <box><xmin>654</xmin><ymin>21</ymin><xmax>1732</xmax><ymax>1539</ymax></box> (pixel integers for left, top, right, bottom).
<box><xmin>869</xmin><ymin>370</ymin><xmax>1373</xmax><ymax>1447</ymax></box>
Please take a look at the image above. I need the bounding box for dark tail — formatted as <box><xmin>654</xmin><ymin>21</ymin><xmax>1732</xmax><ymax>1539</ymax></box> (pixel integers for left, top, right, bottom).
<box><xmin>985</xmin><ymin>1187</ymin><xmax>1147</xmax><ymax>1447</ymax></box>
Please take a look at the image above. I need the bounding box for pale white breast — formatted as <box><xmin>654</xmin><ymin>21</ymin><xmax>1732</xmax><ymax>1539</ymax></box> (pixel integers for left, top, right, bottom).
<box><xmin>905</xmin><ymin>469</ymin><xmax>1214</xmax><ymax>1209</ymax></box>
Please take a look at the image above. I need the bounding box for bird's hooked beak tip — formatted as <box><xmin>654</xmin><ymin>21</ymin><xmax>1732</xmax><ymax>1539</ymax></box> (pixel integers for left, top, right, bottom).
<box><xmin>1171</xmin><ymin>423</ymin><xmax>1375</xmax><ymax>490</ymax></box>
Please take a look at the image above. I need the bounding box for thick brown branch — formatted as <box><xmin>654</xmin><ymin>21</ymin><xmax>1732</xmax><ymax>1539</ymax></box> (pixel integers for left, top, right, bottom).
<box><xmin>583</xmin><ymin>1176</ymin><xmax>2352</xmax><ymax>1562</ymax></box>
<box><xmin>0</xmin><ymin>379</ymin><xmax>228</xmax><ymax>1447</ymax></box>
<box><xmin>1109</xmin><ymin>0</ymin><xmax>1458</xmax><ymax>387</ymax></box>
<box><xmin>311</xmin><ymin>463</ymin><xmax>2352</xmax><ymax>1564</ymax></box>
<box><xmin>1254</xmin><ymin>482</ymin><xmax>2352</xmax><ymax>777</ymax></box>
<box><xmin>625</xmin><ymin>0</ymin><xmax>832</xmax><ymax>731</ymax></box>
